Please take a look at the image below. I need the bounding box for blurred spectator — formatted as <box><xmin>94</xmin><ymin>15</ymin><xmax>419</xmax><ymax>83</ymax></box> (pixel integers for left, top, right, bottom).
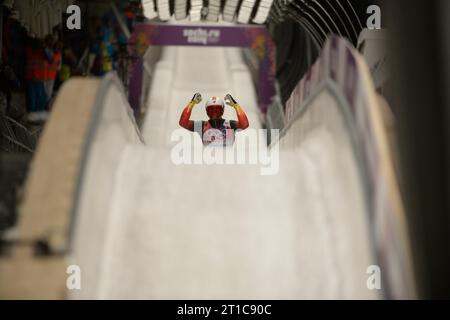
<box><xmin>25</xmin><ymin>37</ymin><xmax>48</xmax><ymax>121</ymax></box>
<box><xmin>43</xmin><ymin>38</ymin><xmax>62</xmax><ymax>106</ymax></box>
<box><xmin>43</xmin><ymin>36</ymin><xmax>54</xmax><ymax>103</ymax></box>
<box><xmin>88</xmin><ymin>14</ymin><xmax>117</xmax><ymax>76</ymax></box>
<box><xmin>0</xmin><ymin>62</ymin><xmax>20</xmax><ymax>116</ymax></box>
<box><xmin>124</xmin><ymin>3</ymin><xmax>136</xmax><ymax>33</ymax></box>
<box><xmin>2</xmin><ymin>13</ymin><xmax>27</xmax><ymax>84</ymax></box>
<box><xmin>59</xmin><ymin>45</ymin><xmax>77</xmax><ymax>83</ymax></box>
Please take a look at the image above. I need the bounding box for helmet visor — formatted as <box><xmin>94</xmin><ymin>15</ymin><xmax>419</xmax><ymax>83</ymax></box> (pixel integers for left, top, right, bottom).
<box><xmin>207</xmin><ymin>105</ymin><xmax>224</xmax><ymax>119</ymax></box>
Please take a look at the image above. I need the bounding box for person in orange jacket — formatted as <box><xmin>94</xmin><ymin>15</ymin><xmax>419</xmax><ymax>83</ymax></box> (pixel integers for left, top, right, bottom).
<box><xmin>25</xmin><ymin>37</ymin><xmax>47</xmax><ymax>116</ymax></box>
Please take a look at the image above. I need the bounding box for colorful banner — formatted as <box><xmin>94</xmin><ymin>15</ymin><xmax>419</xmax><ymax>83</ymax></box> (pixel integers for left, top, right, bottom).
<box><xmin>128</xmin><ymin>23</ymin><xmax>276</xmax><ymax>114</ymax></box>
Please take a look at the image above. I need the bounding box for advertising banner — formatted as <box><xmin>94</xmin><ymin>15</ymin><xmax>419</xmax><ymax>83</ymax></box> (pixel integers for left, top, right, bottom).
<box><xmin>128</xmin><ymin>23</ymin><xmax>276</xmax><ymax>115</ymax></box>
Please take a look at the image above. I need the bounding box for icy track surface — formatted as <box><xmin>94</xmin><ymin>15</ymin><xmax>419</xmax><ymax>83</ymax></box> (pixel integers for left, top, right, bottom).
<box><xmin>71</xmin><ymin>46</ymin><xmax>379</xmax><ymax>299</ymax></box>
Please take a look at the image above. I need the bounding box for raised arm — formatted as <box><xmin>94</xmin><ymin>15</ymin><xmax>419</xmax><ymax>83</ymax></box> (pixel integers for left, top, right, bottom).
<box><xmin>225</xmin><ymin>94</ymin><xmax>249</xmax><ymax>130</ymax></box>
<box><xmin>179</xmin><ymin>93</ymin><xmax>202</xmax><ymax>131</ymax></box>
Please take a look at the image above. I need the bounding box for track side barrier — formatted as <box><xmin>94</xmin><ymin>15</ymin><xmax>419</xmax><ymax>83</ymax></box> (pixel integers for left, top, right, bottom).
<box><xmin>2</xmin><ymin>74</ymin><xmax>142</xmax><ymax>298</ymax></box>
<box><xmin>276</xmin><ymin>35</ymin><xmax>416</xmax><ymax>299</ymax></box>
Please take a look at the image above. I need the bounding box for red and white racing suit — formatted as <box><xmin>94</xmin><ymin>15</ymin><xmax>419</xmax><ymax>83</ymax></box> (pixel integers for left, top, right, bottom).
<box><xmin>179</xmin><ymin>103</ymin><xmax>249</xmax><ymax>147</ymax></box>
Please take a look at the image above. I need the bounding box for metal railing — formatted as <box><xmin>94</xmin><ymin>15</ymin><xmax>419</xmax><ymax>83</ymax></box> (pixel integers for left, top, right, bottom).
<box><xmin>0</xmin><ymin>115</ymin><xmax>42</xmax><ymax>153</ymax></box>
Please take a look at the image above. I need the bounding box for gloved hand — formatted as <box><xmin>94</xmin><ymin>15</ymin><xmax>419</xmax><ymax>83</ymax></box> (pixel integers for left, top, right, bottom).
<box><xmin>191</xmin><ymin>92</ymin><xmax>202</xmax><ymax>105</ymax></box>
<box><xmin>224</xmin><ymin>94</ymin><xmax>238</xmax><ymax>108</ymax></box>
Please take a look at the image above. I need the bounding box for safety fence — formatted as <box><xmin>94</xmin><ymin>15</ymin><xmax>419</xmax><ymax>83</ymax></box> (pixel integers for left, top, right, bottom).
<box><xmin>0</xmin><ymin>115</ymin><xmax>42</xmax><ymax>153</ymax></box>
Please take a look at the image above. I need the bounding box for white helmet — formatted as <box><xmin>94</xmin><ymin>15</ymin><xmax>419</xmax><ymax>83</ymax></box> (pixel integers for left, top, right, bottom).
<box><xmin>205</xmin><ymin>96</ymin><xmax>225</xmax><ymax>110</ymax></box>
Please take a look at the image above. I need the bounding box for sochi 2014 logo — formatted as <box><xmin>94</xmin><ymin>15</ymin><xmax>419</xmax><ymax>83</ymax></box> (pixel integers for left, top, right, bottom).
<box><xmin>183</xmin><ymin>28</ymin><xmax>221</xmax><ymax>45</ymax></box>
